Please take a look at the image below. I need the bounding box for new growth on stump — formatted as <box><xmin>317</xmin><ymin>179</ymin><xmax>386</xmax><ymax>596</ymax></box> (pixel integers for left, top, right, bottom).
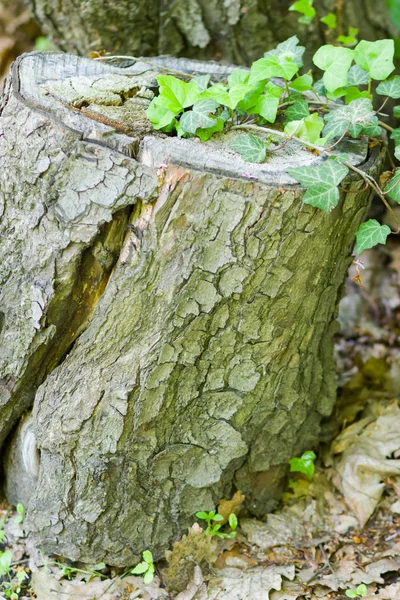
<box><xmin>0</xmin><ymin>38</ymin><xmax>393</xmax><ymax>565</ymax></box>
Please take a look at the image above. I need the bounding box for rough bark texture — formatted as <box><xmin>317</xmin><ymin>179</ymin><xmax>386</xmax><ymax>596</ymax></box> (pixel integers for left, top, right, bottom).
<box><xmin>27</xmin><ymin>0</ymin><xmax>397</xmax><ymax>65</ymax></box>
<box><xmin>0</xmin><ymin>52</ymin><xmax>384</xmax><ymax>566</ymax></box>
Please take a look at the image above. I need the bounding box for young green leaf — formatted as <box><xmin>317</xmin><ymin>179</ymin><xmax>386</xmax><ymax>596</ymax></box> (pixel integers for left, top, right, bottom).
<box><xmin>0</xmin><ymin>550</ymin><xmax>12</xmax><ymax>577</ymax></box>
<box><xmin>143</xmin><ymin>550</ymin><xmax>153</xmax><ymax>564</ymax></box>
<box><xmin>146</xmin><ymin>97</ymin><xmax>176</xmax><ymax>130</ymax></box>
<box><xmin>288</xmin><ymin>450</ymin><xmax>317</xmax><ymax>479</ymax></box>
<box><xmin>323</xmin><ymin>97</ymin><xmax>380</xmax><ymax>139</ymax></box>
<box><xmin>230</xmin><ymin>135</ymin><xmax>266</xmax><ymax>163</ymax></box>
<box><xmin>384</xmin><ymin>169</ymin><xmax>400</xmax><ymax>202</ymax></box>
<box><xmin>337</xmin><ymin>27</ymin><xmax>359</xmax><ymax>46</ymax></box>
<box><xmin>289</xmin><ymin>73</ymin><xmax>313</xmax><ymax>91</ymax></box>
<box><xmin>179</xmin><ymin>99</ymin><xmax>220</xmax><ymax>134</ymax></box>
<box><xmin>346</xmin><ymin>590</ymin><xmax>358</xmax><ymax>598</ymax></box>
<box><xmin>321</xmin><ymin>12</ymin><xmax>337</xmax><ymax>29</ymax></box>
<box><xmin>288</xmin><ymin>159</ymin><xmax>349</xmax><ymax>212</ymax></box>
<box><xmin>252</xmin><ymin>92</ymin><xmax>280</xmax><ymax>123</ymax></box>
<box><xmin>289</xmin><ymin>0</ymin><xmax>316</xmax><ymax>24</ymax></box>
<box><xmin>249</xmin><ymin>54</ymin><xmax>299</xmax><ymax>83</ymax></box>
<box><xmin>354</xmin><ymin>39</ymin><xmax>395</xmax><ymax>80</ymax></box>
<box><xmin>264</xmin><ymin>35</ymin><xmax>306</xmax><ymax>68</ymax></box>
<box><xmin>376</xmin><ymin>75</ymin><xmax>400</xmax><ymax>99</ymax></box>
<box><xmin>195</xmin><ymin>511</ymin><xmax>210</xmax><ymax>520</ymax></box>
<box><xmin>156</xmin><ymin>74</ymin><xmax>200</xmax><ymax>113</ymax></box>
<box><xmin>131</xmin><ymin>562</ymin><xmax>149</xmax><ymax>575</ymax></box>
<box><xmin>143</xmin><ymin>568</ymin><xmax>155</xmax><ymax>584</ymax></box>
<box><xmin>227</xmin><ymin>69</ymin><xmax>250</xmax><ymax>87</ymax></box>
<box><xmin>284</xmin><ymin>113</ymin><xmax>325</xmax><ymax>144</ymax></box>
<box><xmin>356</xmin><ymin>220</ymin><xmax>391</xmax><ymax>253</ymax></box>
<box><xmin>312</xmin><ymin>45</ymin><xmax>354</xmax><ymax>92</ymax></box>
<box><xmin>229</xmin><ymin>513</ymin><xmax>238</xmax><ymax>530</ymax></box>
<box><xmin>356</xmin><ymin>584</ymin><xmax>367</xmax><ymax>597</ymax></box>
<box><xmin>237</xmin><ymin>81</ymin><xmax>267</xmax><ymax>112</ymax></box>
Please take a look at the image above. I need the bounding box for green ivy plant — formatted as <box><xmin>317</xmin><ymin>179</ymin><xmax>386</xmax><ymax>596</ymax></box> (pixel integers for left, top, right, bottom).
<box><xmin>144</xmin><ymin>36</ymin><xmax>400</xmax><ymax>256</ymax></box>
<box><xmin>289</xmin><ymin>450</ymin><xmax>317</xmax><ymax>480</ymax></box>
<box><xmin>195</xmin><ymin>510</ymin><xmax>238</xmax><ymax>539</ymax></box>
<box><xmin>289</xmin><ymin>0</ymin><xmax>358</xmax><ymax>46</ymax></box>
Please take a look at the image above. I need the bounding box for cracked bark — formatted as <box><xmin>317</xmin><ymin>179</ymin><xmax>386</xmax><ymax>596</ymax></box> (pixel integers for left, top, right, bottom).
<box><xmin>0</xmin><ymin>52</ymin><xmax>384</xmax><ymax>566</ymax></box>
<box><xmin>26</xmin><ymin>0</ymin><xmax>397</xmax><ymax>65</ymax></box>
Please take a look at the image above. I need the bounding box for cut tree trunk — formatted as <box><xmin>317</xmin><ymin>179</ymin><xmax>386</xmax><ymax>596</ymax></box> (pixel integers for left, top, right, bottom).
<box><xmin>26</xmin><ymin>0</ymin><xmax>397</xmax><ymax>65</ymax></box>
<box><xmin>1</xmin><ymin>52</ymin><xmax>383</xmax><ymax>566</ymax></box>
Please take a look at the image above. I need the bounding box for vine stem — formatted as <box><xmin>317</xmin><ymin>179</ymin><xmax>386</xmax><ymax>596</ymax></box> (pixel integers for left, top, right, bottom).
<box><xmin>378</xmin><ymin>120</ymin><xmax>394</xmax><ymax>133</ymax></box>
<box><xmin>232</xmin><ymin>123</ymin><xmax>400</xmax><ymax>230</ymax></box>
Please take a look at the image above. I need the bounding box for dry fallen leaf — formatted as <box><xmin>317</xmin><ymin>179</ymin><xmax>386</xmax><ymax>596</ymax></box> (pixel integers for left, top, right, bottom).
<box><xmin>207</xmin><ymin>565</ymin><xmax>295</xmax><ymax>600</ymax></box>
<box><xmin>332</xmin><ymin>402</ymin><xmax>400</xmax><ymax>526</ymax></box>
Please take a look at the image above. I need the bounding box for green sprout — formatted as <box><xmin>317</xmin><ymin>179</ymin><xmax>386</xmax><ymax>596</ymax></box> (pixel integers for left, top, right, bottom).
<box><xmin>131</xmin><ymin>550</ymin><xmax>155</xmax><ymax>584</ymax></box>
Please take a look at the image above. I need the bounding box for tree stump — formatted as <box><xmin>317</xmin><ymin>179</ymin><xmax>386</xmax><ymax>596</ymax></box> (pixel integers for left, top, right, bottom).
<box><xmin>0</xmin><ymin>52</ymin><xmax>383</xmax><ymax>565</ymax></box>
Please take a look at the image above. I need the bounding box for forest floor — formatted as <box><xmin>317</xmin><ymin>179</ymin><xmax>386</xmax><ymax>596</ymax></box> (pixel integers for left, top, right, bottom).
<box><xmin>1</xmin><ymin>205</ymin><xmax>400</xmax><ymax>600</ymax></box>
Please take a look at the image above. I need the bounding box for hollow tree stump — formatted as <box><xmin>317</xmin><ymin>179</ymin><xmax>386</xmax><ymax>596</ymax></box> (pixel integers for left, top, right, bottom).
<box><xmin>0</xmin><ymin>52</ymin><xmax>383</xmax><ymax>565</ymax></box>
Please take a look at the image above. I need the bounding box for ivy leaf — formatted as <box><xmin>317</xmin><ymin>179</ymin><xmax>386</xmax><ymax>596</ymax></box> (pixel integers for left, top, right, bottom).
<box><xmin>195</xmin><ymin>116</ymin><xmax>225</xmax><ymax>141</ymax></box>
<box><xmin>284</xmin><ymin>113</ymin><xmax>325</xmax><ymax>144</ymax></box>
<box><xmin>289</xmin><ymin>73</ymin><xmax>313</xmax><ymax>91</ymax></box>
<box><xmin>320</xmin><ymin>12</ymin><xmax>337</xmax><ymax>29</ymax></box>
<box><xmin>252</xmin><ymin>92</ymin><xmax>280</xmax><ymax>122</ymax></box>
<box><xmin>395</xmin><ymin>146</ymin><xmax>400</xmax><ymax>161</ymax></box>
<box><xmin>384</xmin><ymin>169</ymin><xmax>400</xmax><ymax>202</ymax></box>
<box><xmin>146</xmin><ymin>97</ymin><xmax>176</xmax><ymax>130</ymax></box>
<box><xmin>347</xmin><ymin>64</ymin><xmax>370</xmax><ymax>85</ymax></box>
<box><xmin>289</xmin><ymin>451</ymin><xmax>317</xmax><ymax>479</ymax></box>
<box><xmin>264</xmin><ymin>35</ymin><xmax>306</xmax><ymax>68</ymax></box>
<box><xmin>227</xmin><ymin>69</ymin><xmax>250</xmax><ymax>87</ymax></box>
<box><xmin>156</xmin><ymin>74</ymin><xmax>200</xmax><ymax>113</ymax></box>
<box><xmin>249</xmin><ymin>53</ymin><xmax>299</xmax><ymax>83</ymax></box>
<box><xmin>323</xmin><ymin>98</ymin><xmax>379</xmax><ymax>139</ymax></box>
<box><xmin>201</xmin><ymin>82</ymin><xmax>256</xmax><ymax>110</ymax></box>
<box><xmin>287</xmin><ymin>158</ymin><xmax>349</xmax><ymax>212</ymax></box>
<box><xmin>179</xmin><ymin>99</ymin><xmax>220</xmax><ymax>134</ymax></box>
<box><xmin>394</xmin><ymin>106</ymin><xmax>400</xmax><ymax>119</ymax></box>
<box><xmin>312</xmin><ymin>45</ymin><xmax>354</xmax><ymax>92</ymax></box>
<box><xmin>354</xmin><ymin>39</ymin><xmax>395</xmax><ymax>80</ymax></box>
<box><xmin>390</xmin><ymin>128</ymin><xmax>400</xmax><ymax>144</ymax></box>
<box><xmin>238</xmin><ymin>81</ymin><xmax>268</xmax><ymax>112</ymax></box>
<box><xmin>376</xmin><ymin>75</ymin><xmax>400</xmax><ymax>99</ymax></box>
<box><xmin>192</xmin><ymin>74</ymin><xmax>211</xmax><ymax>93</ymax></box>
<box><xmin>356</xmin><ymin>219</ymin><xmax>391</xmax><ymax>253</ymax></box>
<box><xmin>230</xmin><ymin>135</ymin><xmax>266</xmax><ymax>163</ymax></box>
<box><xmin>337</xmin><ymin>27</ymin><xmax>359</xmax><ymax>46</ymax></box>
<box><xmin>343</xmin><ymin>87</ymin><xmax>371</xmax><ymax>103</ymax></box>
<box><xmin>284</xmin><ymin>98</ymin><xmax>310</xmax><ymax>123</ymax></box>
<box><xmin>289</xmin><ymin>0</ymin><xmax>316</xmax><ymax>24</ymax></box>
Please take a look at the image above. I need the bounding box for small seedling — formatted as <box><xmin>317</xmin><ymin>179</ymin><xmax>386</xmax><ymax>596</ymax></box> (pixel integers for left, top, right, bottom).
<box><xmin>195</xmin><ymin>510</ymin><xmax>238</xmax><ymax>539</ymax></box>
<box><xmin>14</xmin><ymin>504</ymin><xmax>24</xmax><ymax>526</ymax></box>
<box><xmin>288</xmin><ymin>450</ymin><xmax>317</xmax><ymax>480</ymax></box>
<box><xmin>57</xmin><ymin>561</ymin><xmax>106</xmax><ymax>582</ymax></box>
<box><xmin>346</xmin><ymin>583</ymin><xmax>367</xmax><ymax>598</ymax></box>
<box><xmin>131</xmin><ymin>550</ymin><xmax>155</xmax><ymax>584</ymax></box>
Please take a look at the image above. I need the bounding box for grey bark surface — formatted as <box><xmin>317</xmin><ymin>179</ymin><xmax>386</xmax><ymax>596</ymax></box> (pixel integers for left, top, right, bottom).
<box><xmin>27</xmin><ymin>0</ymin><xmax>397</xmax><ymax>65</ymax></box>
<box><xmin>0</xmin><ymin>52</ymin><xmax>384</xmax><ymax>566</ymax></box>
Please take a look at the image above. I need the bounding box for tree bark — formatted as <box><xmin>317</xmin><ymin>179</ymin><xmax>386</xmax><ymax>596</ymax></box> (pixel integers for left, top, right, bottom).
<box><xmin>26</xmin><ymin>0</ymin><xmax>397</xmax><ymax>65</ymax></box>
<box><xmin>0</xmin><ymin>52</ymin><xmax>384</xmax><ymax>565</ymax></box>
